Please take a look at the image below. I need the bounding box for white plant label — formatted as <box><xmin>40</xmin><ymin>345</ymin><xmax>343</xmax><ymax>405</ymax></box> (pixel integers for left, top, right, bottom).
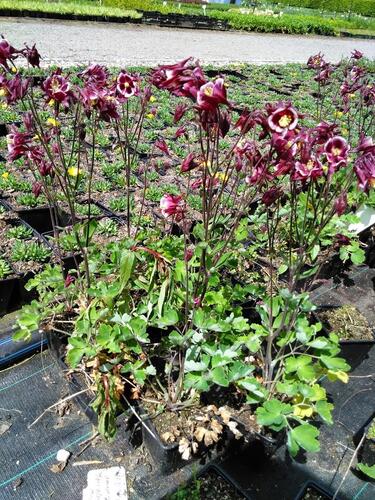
<box><xmin>348</xmin><ymin>204</ymin><xmax>375</xmax><ymax>234</ymax></box>
<box><xmin>82</xmin><ymin>466</ymin><xmax>127</xmax><ymax>500</ymax></box>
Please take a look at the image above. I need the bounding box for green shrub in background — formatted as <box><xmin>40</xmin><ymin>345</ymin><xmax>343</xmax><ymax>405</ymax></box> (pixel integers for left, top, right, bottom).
<box><xmin>267</xmin><ymin>0</ymin><xmax>375</xmax><ymax>18</ymax></box>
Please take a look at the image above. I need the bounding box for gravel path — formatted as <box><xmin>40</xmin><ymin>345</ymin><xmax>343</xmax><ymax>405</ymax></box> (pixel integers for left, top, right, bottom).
<box><xmin>2</xmin><ymin>16</ymin><xmax>375</xmax><ymax>66</ymax></box>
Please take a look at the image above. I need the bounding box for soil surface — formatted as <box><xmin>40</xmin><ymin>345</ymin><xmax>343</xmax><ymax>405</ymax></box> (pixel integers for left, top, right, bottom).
<box><xmin>300</xmin><ymin>486</ymin><xmax>331</xmax><ymax>500</ymax></box>
<box><xmin>170</xmin><ymin>469</ymin><xmax>245</xmax><ymax>499</ymax></box>
<box><xmin>317</xmin><ymin>305</ymin><xmax>374</xmax><ymax>341</ymax></box>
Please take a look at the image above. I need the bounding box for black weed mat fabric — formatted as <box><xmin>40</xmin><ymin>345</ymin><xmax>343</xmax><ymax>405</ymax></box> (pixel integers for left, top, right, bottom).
<box><xmin>0</xmin><ymin>351</ymin><xmax>217</xmax><ymax>500</ymax></box>
<box><xmin>0</xmin><ymin>351</ymin><xmax>150</xmax><ymax>500</ymax></box>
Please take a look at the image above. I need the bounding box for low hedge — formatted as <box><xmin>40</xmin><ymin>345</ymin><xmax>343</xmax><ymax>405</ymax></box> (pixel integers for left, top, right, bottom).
<box><xmin>268</xmin><ymin>0</ymin><xmax>375</xmax><ymax>18</ymax></box>
<box><xmin>210</xmin><ymin>11</ymin><xmax>337</xmax><ymax>35</ymax></box>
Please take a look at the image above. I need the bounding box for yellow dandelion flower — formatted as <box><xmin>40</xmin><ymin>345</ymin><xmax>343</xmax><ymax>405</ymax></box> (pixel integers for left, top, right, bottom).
<box><xmin>68</xmin><ymin>166</ymin><xmax>80</xmax><ymax>177</ymax></box>
<box><xmin>146</xmin><ymin>113</ymin><xmax>155</xmax><ymax>119</ymax></box>
<box><xmin>46</xmin><ymin>117</ymin><xmax>60</xmax><ymax>127</ymax></box>
<box><xmin>2</xmin><ymin>172</ymin><xmax>9</xmax><ymax>179</ymax></box>
<box><xmin>149</xmin><ymin>95</ymin><xmax>156</xmax><ymax>103</ymax></box>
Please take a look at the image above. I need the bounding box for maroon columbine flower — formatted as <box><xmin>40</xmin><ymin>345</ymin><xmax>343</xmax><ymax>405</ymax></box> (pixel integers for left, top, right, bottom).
<box><xmin>0</xmin><ymin>38</ymin><xmax>19</xmax><ymax>70</ymax></box>
<box><xmin>38</xmin><ymin>160</ymin><xmax>53</xmax><ymax>177</ymax></box>
<box><xmin>23</xmin><ymin>111</ymin><xmax>34</xmax><ymax>132</ymax></box>
<box><xmin>324</xmin><ymin>136</ymin><xmax>349</xmax><ymax>170</ymax></box>
<box><xmin>155</xmin><ymin>139</ymin><xmax>170</xmax><ymax>156</ymax></box>
<box><xmin>354</xmin><ymin>151</ymin><xmax>375</xmax><ymax>192</ymax></box>
<box><xmin>335</xmin><ymin>234</ymin><xmax>351</xmax><ymax>247</ymax></box>
<box><xmin>184</xmin><ymin>247</ymin><xmax>194</xmax><ymax>262</ymax></box>
<box><xmin>307</xmin><ymin>52</ymin><xmax>326</xmax><ymax>70</ymax></box>
<box><xmin>334</xmin><ymin>192</ymin><xmax>347</xmax><ymax>216</ymax></box>
<box><xmin>351</xmin><ymin>49</ymin><xmax>363</xmax><ymax>60</ymax></box>
<box><xmin>64</xmin><ymin>274</ymin><xmax>75</xmax><ymax>288</ymax></box>
<box><xmin>43</xmin><ymin>71</ymin><xmax>72</xmax><ymax>106</ymax></box>
<box><xmin>267</xmin><ymin>104</ymin><xmax>298</xmax><ymax>134</ymax></box>
<box><xmin>160</xmin><ymin>194</ymin><xmax>185</xmax><ymax>221</ymax></box>
<box><xmin>7</xmin><ymin>128</ymin><xmax>32</xmax><ymax>161</ymax></box>
<box><xmin>219</xmin><ymin>110</ymin><xmax>231</xmax><ymax>138</ymax></box>
<box><xmin>151</xmin><ymin>58</ymin><xmax>206</xmax><ymax>99</ymax></box>
<box><xmin>175</xmin><ymin>126</ymin><xmax>187</xmax><ymax>139</ymax></box>
<box><xmin>196</xmin><ymin>78</ymin><xmax>229</xmax><ymax>112</ymax></box>
<box><xmin>272</xmin><ymin>130</ymin><xmax>298</xmax><ymax>161</ymax></box>
<box><xmin>355</xmin><ymin>135</ymin><xmax>375</xmax><ymax>155</ymax></box>
<box><xmin>292</xmin><ymin>158</ymin><xmax>323</xmax><ymax>181</ymax></box>
<box><xmin>32</xmin><ymin>182</ymin><xmax>43</xmax><ymax>198</ymax></box>
<box><xmin>173</xmin><ymin>103</ymin><xmax>188</xmax><ymax>124</ymax></box>
<box><xmin>313</xmin><ymin>121</ymin><xmax>338</xmax><ymax>145</ymax></box>
<box><xmin>181</xmin><ymin>152</ymin><xmax>200</xmax><ymax>173</ymax></box>
<box><xmin>116</xmin><ymin>72</ymin><xmax>138</xmax><ymax>99</ymax></box>
<box><xmin>23</xmin><ymin>43</ymin><xmax>41</xmax><ymax>68</ymax></box>
<box><xmin>193</xmin><ymin>297</ymin><xmax>201</xmax><ymax>308</ymax></box>
<box><xmin>80</xmin><ymin>64</ymin><xmax>108</xmax><ymax>87</ymax></box>
<box><xmin>262</xmin><ymin>187</ymin><xmax>282</xmax><ymax>207</ymax></box>
<box><xmin>5</xmin><ymin>74</ymin><xmax>30</xmax><ymax>104</ymax></box>
<box><xmin>314</xmin><ymin>64</ymin><xmax>334</xmax><ymax>85</ymax></box>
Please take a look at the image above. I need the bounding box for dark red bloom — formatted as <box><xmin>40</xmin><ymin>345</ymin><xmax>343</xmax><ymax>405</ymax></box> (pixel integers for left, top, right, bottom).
<box><xmin>42</xmin><ymin>71</ymin><xmax>73</xmax><ymax>106</ymax></box>
<box><xmin>23</xmin><ymin>111</ymin><xmax>34</xmax><ymax>132</ymax></box>
<box><xmin>313</xmin><ymin>121</ymin><xmax>338</xmax><ymax>145</ymax></box>
<box><xmin>219</xmin><ymin>110</ymin><xmax>231</xmax><ymax>138</ymax></box>
<box><xmin>0</xmin><ymin>38</ymin><xmax>19</xmax><ymax>70</ymax></box>
<box><xmin>184</xmin><ymin>247</ymin><xmax>194</xmax><ymax>262</ymax></box>
<box><xmin>4</xmin><ymin>74</ymin><xmax>29</xmax><ymax>103</ymax></box>
<box><xmin>355</xmin><ymin>135</ymin><xmax>375</xmax><ymax>155</ymax></box>
<box><xmin>23</xmin><ymin>43</ymin><xmax>41</xmax><ymax>68</ymax></box>
<box><xmin>271</xmin><ymin>130</ymin><xmax>297</xmax><ymax>161</ymax></box>
<box><xmin>32</xmin><ymin>182</ymin><xmax>43</xmax><ymax>198</ymax></box>
<box><xmin>7</xmin><ymin>128</ymin><xmax>32</xmax><ymax>161</ymax></box>
<box><xmin>175</xmin><ymin>126</ymin><xmax>187</xmax><ymax>139</ymax></box>
<box><xmin>267</xmin><ymin>104</ymin><xmax>298</xmax><ymax>134</ymax></box>
<box><xmin>262</xmin><ymin>187</ymin><xmax>282</xmax><ymax>207</ymax></box>
<box><xmin>196</xmin><ymin>78</ymin><xmax>229</xmax><ymax>112</ymax></box>
<box><xmin>80</xmin><ymin>64</ymin><xmax>108</xmax><ymax>87</ymax></box>
<box><xmin>160</xmin><ymin>194</ymin><xmax>185</xmax><ymax>221</ymax></box>
<box><xmin>38</xmin><ymin>160</ymin><xmax>53</xmax><ymax>177</ymax></box>
<box><xmin>116</xmin><ymin>72</ymin><xmax>138</xmax><ymax>99</ymax></box>
<box><xmin>64</xmin><ymin>274</ymin><xmax>75</xmax><ymax>288</ymax></box>
<box><xmin>324</xmin><ymin>136</ymin><xmax>349</xmax><ymax>170</ymax></box>
<box><xmin>151</xmin><ymin>58</ymin><xmax>206</xmax><ymax>100</ymax></box>
<box><xmin>181</xmin><ymin>152</ymin><xmax>200</xmax><ymax>173</ymax></box>
<box><xmin>307</xmin><ymin>52</ymin><xmax>326</xmax><ymax>70</ymax></box>
<box><xmin>155</xmin><ymin>139</ymin><xmax>170</xmax><ymax>156</ymax></box>
<box><xmin>334</xmin><ymin>192</ymin><xmax>347</xmax><ymax>216</ymax></box>
<box><xmin>351</xmin><ymin>49</ymin><xmax>363</xmax><ymax>60</ymax></box>
<box><xmin>314</xmin><ymin>64</ymin><xmax>334</xmax><ymax>85</ymax></box>
<box><xmin>292</xmin><ymin>158</ymin><xmax>323</xmax><ymax>181</ymax></box>
<box><xmin>354</xmin><ymin>151</ymin><xmax>375</xmax><ymax>192</ymax></box>
<box><xmin>173</xmin><ymin>103</ymin><xmax>188</xmax><ymax>124</ymax></box>
<box><xmin>335</xmin><ymin>234</ymin><xmax>351</xmax><ymax>247</ymax></box>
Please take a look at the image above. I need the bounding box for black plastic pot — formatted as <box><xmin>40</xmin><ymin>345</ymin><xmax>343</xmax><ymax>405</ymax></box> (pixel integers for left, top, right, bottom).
<box><xmin>354</xmin><ymin>412</ymin><xmax>375</xmax><ymax>481</ymax></box>
<box><xmin>140</xmin><ymin>401</ymin><xmax>261</xmax><ymax>475</ymax></box>
<box><xmin>10</xmin><ymin>206</ymin><xmax>56</xmax><ymax>234</ymax></box>
<box><xmin>46</xmin><ymin>331</ymin><xmax>98</xmax><ymax>424</ymax></box>
<box><xmin>0</xmin><ymin>275</ymin><xmax>17</xmax><ymax>315</ymax></box>
<box><xmin>294</xmin><ymin>480</ymin><xmax>334</xmax><ymax>500</ymax></box>
<box><xmin>140</xmin><ymin>409</ymin><xmax>185</xmax><ymax>474</ymax></box>
<box><xmin>313</xmin><ymin>305</ymin><xmax>375</xmax><ymax>367</ymax></box>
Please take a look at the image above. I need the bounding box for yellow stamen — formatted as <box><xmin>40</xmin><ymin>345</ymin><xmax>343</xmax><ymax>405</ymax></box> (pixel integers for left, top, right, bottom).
<box><xmin>278</xmin><ymin>114</ymin><xmax>292</xmax><ymax>128</ymax></box>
